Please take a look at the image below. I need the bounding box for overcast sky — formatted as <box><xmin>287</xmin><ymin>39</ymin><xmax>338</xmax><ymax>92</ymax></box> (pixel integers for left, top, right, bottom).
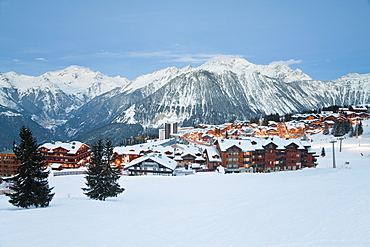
<box><xmin>1</xmin><ymin>0</ymin><xmax>369</xmax><ymax>80</ymax></box>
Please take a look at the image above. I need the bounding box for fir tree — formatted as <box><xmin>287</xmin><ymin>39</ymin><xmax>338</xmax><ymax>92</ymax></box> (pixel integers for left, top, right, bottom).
<box><xmin>321</xmin><ymin>147</ymin><xmax>326</xmax><ymax>157</ymax></box>
<box><xmin>344</xmin><ymin>120</ymin><xmax>352</xmax><ymax>134</ymax></box>
<box><xmin>357</xmin><ymin>120</ymin><xmax>364</xmax><ymax>136</ymax></box>
<box><xmin>6</xmin><ymin>126</ymin><xmax>54</xmax><ymax>208</ymax></box>
<box><xmin>349</xmin><ymin>125</ymin><xmax>355</xmax><ymax>137</ymax></box>
<box><xmin>323</xmin><ymin>125</ymin><xmax>329</xmax><ymax>135</ymax></box>
<box><xmin>83</xmin><ymin>139</ymin><xmax>124</xmax><ymax>201</ymax></box>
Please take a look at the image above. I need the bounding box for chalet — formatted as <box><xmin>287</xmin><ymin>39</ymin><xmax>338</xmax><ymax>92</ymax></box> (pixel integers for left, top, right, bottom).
<box><xmin>323</xmin><ymin>115</ymin><xmax>339</xmax><ymax>123</ymax></box>
<box><xmin>203</xmin><ymin>146</ymin><xmax>222</xmax><ymax>170</ymax></box>
<box><xmin>175</xmin><ymin>148</ymin><xmax>205</xmax><ymax>168</ymax></box>
<box><xmin>358</xmin><ymin>112</ymin><xmax>369</xmax><ymax>120</ymax></box>
<box><xmin>0</xmin><ymin>151</ymin><xmax>21</xmax><ymax>177</ymax></box>
<box><xmin>39</xmin><ymin>141</ymin><xmax>91</xmax><ymax>169</ymax></box>
<box><xmin>215</xmin><ymin>138</ymin><xmax>318</xmax><ymax>173</ymax></box>
<box><xmin>349</xmin><ymin>106</ymin><xmax>368</xmax><ymax>113</ymax></box>
<box><xmin>125</xmin><ymin>153</ymin><xmax>177</xmax><ymax>176</ymax></box>
<box><xmin>200</xmin><ymin>134</ymin><xmax>213</xmax><ymax>143</ymax></box>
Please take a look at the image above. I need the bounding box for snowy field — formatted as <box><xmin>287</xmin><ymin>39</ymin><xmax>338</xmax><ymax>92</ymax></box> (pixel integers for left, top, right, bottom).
<box><xmin>1</xmin><ymin>122</ymin><xmax>370</xmax><ymax>247</ymax></box>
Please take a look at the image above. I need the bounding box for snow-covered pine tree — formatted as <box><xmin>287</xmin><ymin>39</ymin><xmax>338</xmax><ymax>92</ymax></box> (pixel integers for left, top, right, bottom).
<box><xmin>83</xmin><ymin>139</ymin><xmax>124</xmax><ymax>201</ymax></box>
<box><xmin>6</xmin><ymin>126</ymin><xmax>54</xmax><ymax>208</ymax></box>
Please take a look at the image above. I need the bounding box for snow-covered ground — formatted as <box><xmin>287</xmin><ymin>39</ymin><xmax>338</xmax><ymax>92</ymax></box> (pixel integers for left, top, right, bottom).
<box><xmin>1</xmin><ymin>122</ymin><xmax>370</xmax><ymax>247</ymax></box>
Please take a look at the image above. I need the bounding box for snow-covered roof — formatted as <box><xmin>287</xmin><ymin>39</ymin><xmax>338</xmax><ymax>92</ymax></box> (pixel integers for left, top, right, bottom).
<box><xmin>113</xmin><ymin>139</ymin><xmax>177</xmax><ymax>155</ymax></box>
<box><xmin>217</xmin><ymin>137</ymin><xmax>309</xmax><ymax>152</ymax></box>
<box><xmin>205</xmin><ymin>146</ymin><xmax>222</xmax><ymax>163</ymax></box>
<box><xmin>40</xmin><ymin>141</ymin><xmax>88</xmax><ymax>154</ymax></box>
<box><xmin>125</xmin><ymin>153</ymin><xmax>177</xmax><ymax>170</ymax></box>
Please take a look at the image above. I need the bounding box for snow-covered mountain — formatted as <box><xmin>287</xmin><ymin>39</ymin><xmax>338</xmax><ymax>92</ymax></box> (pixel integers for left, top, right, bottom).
<box><xmin>0</xmin><ymin>66</ymin><xmax>130</xmax><ymax>122</ymax></box>
<box><xmin>198</xmin><ymin>57</ymin><xmax>312</xmax><ymax>82</ymax></box>
<box><xmin>0</xmin><ymin>58</ymin><xmax>369</xmax><ymax>149</ymax></box>
<box><xmin>41</xmin><ymin>66</ymin><xmax>130</xmax><ymax>104</ymax></box>
<box><xmin>112</xmin><ymin>58</ymin><xmax>370</xmax><ymax>128</ymax></box>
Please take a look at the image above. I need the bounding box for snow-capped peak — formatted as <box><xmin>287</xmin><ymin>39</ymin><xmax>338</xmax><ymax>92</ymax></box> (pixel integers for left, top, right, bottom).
<box><xmin>198</xmin><ymin>57</ymin><xmax>312</xmax><ymax>82</ymax></box>
<box><xmin>123</xmin><ymin>66</ymin><xmax>186</xmax><ymax>95</ymax></box>
<box><xmin>199</xmin><ymin>57</ymin><xmax>253</xmax><ymax>72</ymax></box>
<box><xmin>3</xmin><ymin>71</ymin><xmax>58</xmax><ymax>91</ymax></box>
<box><xmin>42</xmin><ymin>66</ymin><xmax>130</xmax><ymax>100</ymax></box>
<box><xmin>338</xmin><ymin>73</ymin><xmax>370</xmax><ymax>80</ymax></box>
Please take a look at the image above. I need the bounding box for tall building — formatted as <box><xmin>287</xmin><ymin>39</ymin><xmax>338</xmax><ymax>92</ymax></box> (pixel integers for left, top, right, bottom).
<box><xmin>159</xmin><ymin>122</ymin><xmax>179</xmax><ymax>140</ymax></box>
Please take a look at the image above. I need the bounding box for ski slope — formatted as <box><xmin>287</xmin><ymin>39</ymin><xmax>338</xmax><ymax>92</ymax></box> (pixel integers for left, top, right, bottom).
<box><xmin>0</xmin><ymin>121</ymin><xmax>369</xmax><ymax>247</ymax></box>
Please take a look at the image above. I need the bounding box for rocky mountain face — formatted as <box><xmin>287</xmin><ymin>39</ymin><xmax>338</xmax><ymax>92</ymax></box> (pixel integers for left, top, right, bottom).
<box><xmin>0</xmin><ymin>58</ymin><xmax>369</xmax><ymax>150</ymax></box>
<box><xmin>112</xmin><ymin>59</ymin><xmax>370</xmax><ymax>128</ymax></box>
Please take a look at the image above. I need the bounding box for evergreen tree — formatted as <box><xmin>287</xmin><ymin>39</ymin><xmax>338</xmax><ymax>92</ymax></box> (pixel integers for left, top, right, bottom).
<box><xmin>343</xmin><ymin>120</ymin><xmax>352</xmax><ymax>134</ymax></box>
<box><xmin>323</xmin><ymin>125</ymin><xmax>329</xmax><ymax>135</ymax></box>
<box><xmin>357</xmin><ymin>120</ymin><xmax>364</xmax><ymax>136</ymax></box>
<box><xmin>331</xmin><ymin>121</ymin><xmax>339</xmax><ymax>136</ymax></box>
<box><xmin>349</xmin><ymin>125</ymin><xmax>355</xmax><ymax>137</ymax></box>
<box><xmin>83</xmin><ymin>139</ymin><xmax>124</xmax><ymax>201</ymax></box>
<box><xmin>6</xmin><ymin>126</ymin><xmax>54</xmax><ymax>208</ymax></box>
<box><xmin>321</xmin><ymin>147</ymin><xmax>326</xmax><ymax>157</ymax></box>
<box><xmin>284</xmin><ymin>113</ymin><xmax>293</xmax><ymax>122</ymax></box>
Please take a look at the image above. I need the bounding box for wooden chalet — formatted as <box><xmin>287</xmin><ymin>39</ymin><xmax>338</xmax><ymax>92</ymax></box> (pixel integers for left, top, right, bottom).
<box><xmin>203</xmin><ymin>146</ymin><xmax>222</xmax><ymax>170</ymax></box>
<box><xmin>215</xmin><ymin>138</ymin><xmax>318</xmax><ymax>173</ymax></box>
<box><xmin>39</xmin><ymin>141</ymin><xmax>91</xmax><ymax>169</ymax></box>
<box><xmin>125</xmin><ymin>153</ymin><xmax>177</xmax><ymax>176</ymax></box>
<box><xmin>349</xmin><ymin>106</ymin><xmax>368</xmax><ymax>113</ymax></box>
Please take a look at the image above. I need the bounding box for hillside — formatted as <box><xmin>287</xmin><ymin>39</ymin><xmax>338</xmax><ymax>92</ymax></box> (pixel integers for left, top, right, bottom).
<box><xmin>1</xmin><ymin>121</ymin><xmax>369</xmax><ymax>247</ymax></box>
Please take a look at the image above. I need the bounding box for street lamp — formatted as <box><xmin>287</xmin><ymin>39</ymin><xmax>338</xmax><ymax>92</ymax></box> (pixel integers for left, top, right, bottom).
<box><xmin>338</xmin><ymin>137</ymin><xmax>344</xmax><ymax>152</ymax></box>
<box><xmin>329</xmin><ymin>140</ymin><xmax>337</xmax><ymax>168</ymax></box>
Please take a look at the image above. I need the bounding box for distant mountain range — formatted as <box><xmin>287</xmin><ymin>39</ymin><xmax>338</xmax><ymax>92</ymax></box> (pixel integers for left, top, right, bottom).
<box><xmin>0</xmin><ymin>58</ymin><xmax>369</xmax><ymax>150</ymax></box>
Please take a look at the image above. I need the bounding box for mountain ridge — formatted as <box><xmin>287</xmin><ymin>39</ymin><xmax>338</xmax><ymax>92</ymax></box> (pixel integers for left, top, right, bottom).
<box><xmin>0</xmin><ymin>58</ymin><xmax>369</xmax><ymax>149</ymax></box>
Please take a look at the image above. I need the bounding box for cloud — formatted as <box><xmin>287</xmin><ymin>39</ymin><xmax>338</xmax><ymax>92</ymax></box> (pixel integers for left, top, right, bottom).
<box><xmin>127</xmin><ymin>51</ymin><xmax>245</xmax><ymax>64</ymax></box>
<box><xmin>269</xmin><ymin>59</ymin><xmax>302</xmax><ymax>67</ymax></box>
<box><xmin>35</xmin><ymin>57</ymin><xmax>47</xmax><ymax>61</ymax></box>
<box><xmin>95</xmin><ymin>50</ymin><xmax>120</xmax><ymax>57</ymax></box>
<box><xmin>12</xmin><ymin>59</ymin><xmax>21</xmax><ymax>63</ymax></box>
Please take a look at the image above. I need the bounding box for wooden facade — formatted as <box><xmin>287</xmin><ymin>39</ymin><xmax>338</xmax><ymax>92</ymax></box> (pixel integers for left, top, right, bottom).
<box><xmin>0</xmin><ymin>151</ymin><xmax>21</xmax><ymax>177</ymax></box>
<box><xmin>125</xmin><ymin>154</ymin><xmax>177</xmax><ymax>176</ymax></box>
<box><xmin>39</xmin><ymin>141</ymin><xmax>91</xmax><ymax>169</ymax></box>
<box><xmin>216</xmin><ymin>138</ymin><xmax>318</xmax><ymax>173</ymax></box>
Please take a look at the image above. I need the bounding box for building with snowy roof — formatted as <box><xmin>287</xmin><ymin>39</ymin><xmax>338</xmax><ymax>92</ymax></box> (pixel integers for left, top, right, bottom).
<box><xmin>39</xmin><ymin>141</ymin><xmax>91</xmax><ymax>169</ymax></box>
<box><xmin>215</xmin><ymin>137</ymin><xmax>318</xmax><ymax>173</ymax></box>
<box><xmin>0</xmin><ymin>150</ymin><xmax>21</xmax><ymax>177</ymax></box>
<box><xmin>124</xmin><ymin>153</ymin><xmax>177</xmax><ymax>176</ymax></box>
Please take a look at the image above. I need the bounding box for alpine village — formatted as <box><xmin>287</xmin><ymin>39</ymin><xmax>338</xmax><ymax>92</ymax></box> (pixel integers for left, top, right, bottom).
<box><xmin>1</xmin><ymin>105</ymin><xmax>367</xmax><ymax>181</ymax></box>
